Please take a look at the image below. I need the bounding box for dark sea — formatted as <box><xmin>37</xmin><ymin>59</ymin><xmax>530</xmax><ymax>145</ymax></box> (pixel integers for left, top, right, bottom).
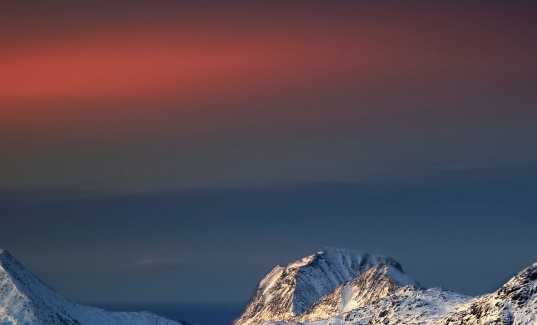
<box><xmin>94</xmin><ymin>302</ymin><xmax>245</xmax><ymax>325</ymax></box>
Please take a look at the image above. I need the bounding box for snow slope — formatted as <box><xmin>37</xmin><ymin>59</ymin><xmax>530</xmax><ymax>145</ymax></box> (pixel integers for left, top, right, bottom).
<box><xmin>0</xmin><ymin>249</ymin><xmax>183</xmax><ymax>325</ymax></box>
<box><xmin>297</xmin><ymin>263</ymin><xmax>420</xmax><ymax>322</ymax></box>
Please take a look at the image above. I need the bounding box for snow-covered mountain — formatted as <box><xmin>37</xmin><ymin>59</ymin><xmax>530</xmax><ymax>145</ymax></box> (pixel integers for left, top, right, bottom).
<box><xmin>235</xmin><ymin>248</ymin><xmax>537</xmax><ymax>325</ymax></box>
<box><xmin>0</xmin><ymin>249</ymin><xmax>183</xmax><ymax>325</ymax></box>
<box><xmin>3</xmin><ymin>246</ymin><xmax>536</xmax><ymax>325</ymax></box>
<box><xmin>233</xmin><ymin>247</ymin><xmax>406</xmax><ymax>325</ymax></box>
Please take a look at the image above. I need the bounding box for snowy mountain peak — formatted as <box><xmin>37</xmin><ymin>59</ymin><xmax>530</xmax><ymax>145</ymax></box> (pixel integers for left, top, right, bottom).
<box><xmin>290</xmin><ymin>248</ymin><xmax>405</xmax><ymax>315</ymax></box>
<box><xmin>0</xmin><ymin>249</ymin><xmax>183</xmax><ymax>325</ymax></box>
<box><xmin>233</xmin><ymin>248</ymin><xmax>405</xmax><ymax>325</ymax></box>
<box><xmin>236</xmin><ymin>251</ymin><xmax>537</xmax><ymax>325</ymax></box>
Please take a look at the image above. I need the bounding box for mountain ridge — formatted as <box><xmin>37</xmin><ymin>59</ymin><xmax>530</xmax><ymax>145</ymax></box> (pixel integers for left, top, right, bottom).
<box><xmin>234</xmin><ymin>248</ymin><xmax>537</xmax><ymax>325</ymax></box>
<box><xmin>296</xmin><ymin>263</ymin><xmax>420</xmax><ymax>322</ymax></box>
<box><xmin>2</xmin><ymin>248</ymin><xmax>537</xmax><ymax>325</ymax></box>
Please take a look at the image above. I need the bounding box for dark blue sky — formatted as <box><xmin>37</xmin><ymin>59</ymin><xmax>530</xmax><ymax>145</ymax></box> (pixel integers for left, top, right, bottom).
<box><xmin>0</xmin><ymin>0</ymin><xmax>536</xmax><ymax>315</ymax></box>
<box><xmin>1</xmin><ymin>174</ymin><xmax>537</xmax><ymax>305</ymax></box>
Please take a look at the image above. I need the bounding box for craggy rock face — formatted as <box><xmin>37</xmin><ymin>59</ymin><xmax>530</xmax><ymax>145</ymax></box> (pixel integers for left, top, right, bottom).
<box><xmin>445</xmin><ymin>299</ymin><xmax>514</xmax><ymax>325</ymax></box>
<box><xmin>445</xmin><ymin>263</ymin><xmax>537</xmax><ymax>325</ymax></box>
<box><xmin>497</xmin><ymin>263</ymin><xmax>537</xmax><ymax>306</ymax></box>
<box><xmin>233</xmin><ymin>248</ymin><xmax>402</xmax><ymax>325</ymax></box>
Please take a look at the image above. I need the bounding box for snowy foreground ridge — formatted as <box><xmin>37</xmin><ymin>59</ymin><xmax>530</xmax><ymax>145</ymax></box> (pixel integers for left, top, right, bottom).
<box><xmin>1</xmin><ymin>248</ymin><xmax>537</xmax><ymax>325</ymax></box>
<box><xmin>0</xmin><ymin>249</ymin><xmax>182</xmax><ymax>325</ymax></box>
<box><xmin>233</xmin><ymin>247</ymin><xmax>537</xmax><ymax>325</ymax></box>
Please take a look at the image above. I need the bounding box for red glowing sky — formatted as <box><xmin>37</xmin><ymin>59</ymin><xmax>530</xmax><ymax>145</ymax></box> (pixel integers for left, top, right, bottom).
<box><xmin>2</xmin><ymin>2</ymin><xmax>535</xmax><ymax>131</ymax></box>
<box><xmin>1</xmin><ymin>1</ymin><xmax>536</xmax><ymax>190</ymax></box>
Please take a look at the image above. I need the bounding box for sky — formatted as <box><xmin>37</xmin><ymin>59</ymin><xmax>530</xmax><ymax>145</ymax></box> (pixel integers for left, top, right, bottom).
<box><xmin>1</xmin><ymin>0</ymin><xmax>537</xmax><ymax>321</ymax></box>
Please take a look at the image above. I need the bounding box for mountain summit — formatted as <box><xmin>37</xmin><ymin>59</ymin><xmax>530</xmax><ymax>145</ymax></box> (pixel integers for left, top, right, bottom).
<box><xmin>233</xmin><ymin>247</ymin><xmax>407</xmax><ymax>325</ymax></box>
<box><xmin>0</xmin><ymin>249</ymin><xmax>182</xmax><ymax>325</ymax></box>
<box><xmin>234</xmin><ymin>249</ymin><xmax>537</xmax><ymax>325</ymax></box>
